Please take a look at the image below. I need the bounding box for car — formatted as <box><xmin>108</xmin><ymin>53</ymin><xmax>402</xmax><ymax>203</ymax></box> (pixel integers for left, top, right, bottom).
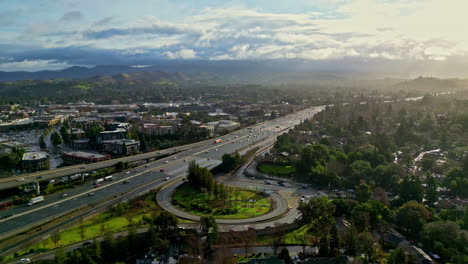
<box><xmin>173</xmin><ymin>156</ymin><xmax>177</xmax><ymax>160</ymax></box>
<box><xmin>94</xmin><ymin>184</ymin><xmax>101</xmax><ymax>188</ymax></box>
<box><xmin>60</xmin><ymin>193</ymin><xmax>68</xmax><ymax>198</ymax></box>
<box><xmin>16</xmin><ymin>177</ymin><xmax>25</xmax><ymax>182</ymax></box>
<box><xmin>17</xmin><ymin>258</ymin><xmax>30</xmax><ymax>264</ymax></box>
<box><xmin>205</xmin><ymin>151</ymin><xmax>209</xmax><ymax>153</ymax></box>
<box><xmin>184</xmin><ymin>159</ymin><xmax>187</xmax><ymax>162</ymax></box>
<box><xmin>145</xmin><ymin>165</ymin><xmax>149</xmax><ymax>168</ymax></box>
<box><xmin>215</xmin><ymin>149</ymin><xmax>218</xmax><ymax>151</ymax></box>
<box><xmin>88</xmin><ymin>192</ymin><xmax>95</xmax><ymax>196</ymax></box>
<box><xmin>165</xmin><ymin>177</ymin><xmax>170</xmax><ymax>181</ymax></box>
<box><xmin>126</xmin><ymin>171</ymin><xmax>130</xmax><ymax>174</ymax></box>
<box><xmin>123</xmin><ymin>180</ymin><xmax>130</xmax><ymax>184</ymax></box>
<box><xmin>80</xmin><ymin>167</ymin><xmax>85</xmax><ymax>169</ymax></box>
<box><xmin>36</xmin><ymin>176</ymin><xmax>43</xmax><ymax>179</ymax></box>
<box><xmin>165</xmin><ymin>160</ymin><xmax>169</xmax><ymax>164</ymax></box>
<box><xmin>160</xmin><ymin>169</ymin><xmax>165</xmax><ymax>172</ymax></box>
<box><xmin>264</xmin><ymin>180</ymin><xmax>271</xmax><ymax>185</ymax></box>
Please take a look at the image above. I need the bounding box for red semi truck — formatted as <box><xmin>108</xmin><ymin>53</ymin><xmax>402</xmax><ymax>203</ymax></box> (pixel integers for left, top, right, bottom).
<box><xmin>213</xmin><ymin>139</ymin><xmax>222</xmax><ymax>144</ymax></box>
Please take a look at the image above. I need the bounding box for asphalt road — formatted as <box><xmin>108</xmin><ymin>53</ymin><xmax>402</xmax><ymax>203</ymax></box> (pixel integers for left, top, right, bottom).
<box><xmin>0</xmin><ymin>105</ymin><xmax>326</xmax><ymax>251</ymax></box>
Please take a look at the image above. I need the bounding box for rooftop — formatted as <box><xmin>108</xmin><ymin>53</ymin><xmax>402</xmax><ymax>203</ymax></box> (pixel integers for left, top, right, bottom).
<box><xmin>63</xmin><ymin>151</ymin><xmax>109</xmax><ymax>159</ymax></box>
<box><xmin>22</xmin><ymin>152</ymin><xmax>48</xmax><ymax>161</ymax></box>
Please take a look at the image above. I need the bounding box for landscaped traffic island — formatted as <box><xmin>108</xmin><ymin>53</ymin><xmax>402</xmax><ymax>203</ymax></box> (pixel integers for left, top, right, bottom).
<box><xmin>172</xmin><ymin>182</ymin><xmax>272</xmax><ymax>219</ymax></box>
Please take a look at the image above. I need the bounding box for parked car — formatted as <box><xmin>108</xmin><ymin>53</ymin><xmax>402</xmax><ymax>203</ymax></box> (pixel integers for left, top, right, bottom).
<box><xmin>17</xmin><ymin>258</ymin><xmax>30</xmax><ymax>264</ymax></box>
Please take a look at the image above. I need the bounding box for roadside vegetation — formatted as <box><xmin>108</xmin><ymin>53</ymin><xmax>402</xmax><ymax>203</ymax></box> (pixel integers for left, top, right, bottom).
<box><xmin>5</xmin><ymin>190</ymin><xmax>172</xmax><ymax>262</ymax></box>
<box><xmin>257</xmin><ymin>163</ymin><xmax>296</xmax><ymax>176</ymax></box>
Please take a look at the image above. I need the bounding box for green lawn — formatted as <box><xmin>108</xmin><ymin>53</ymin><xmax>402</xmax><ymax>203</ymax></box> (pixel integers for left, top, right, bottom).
<box><xmin>257</xmin><ymin>224</ymin><xmax>315</xmax><ymax>245</ymax></box>
<box><xmin>258</xmin><ymin>163</ymin><xmax>296</xmax><ymax>176</ymax></box>
<box><xmin>172</xmin><ymin>183</ymin><xmax>272</xmax><ymax>219</ymax></box>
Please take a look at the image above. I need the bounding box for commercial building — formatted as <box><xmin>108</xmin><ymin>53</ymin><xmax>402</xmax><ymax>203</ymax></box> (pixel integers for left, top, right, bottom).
<box><xmin>102</xmin><ymin>139</ymin><xmax>140</xmax><ymax>156</ymax></box>
<box><xmin>96</xmin><ymin>128</ymin><xmax>128</xmax><ymax>143</ymax></box>
<box><xmin>70</xmin><ymin>128</ymin><xmax>86</xmax><ymax>139</ymax></box>
<box><xmin>70</xmin><ymin>139</ymin><xmax>90</xmax><ymax>150</ymax></box>
<box><xmin>207</xmin><ymin>120</ymin><xmax>240</xmax><ymax>133</ymax></box>
<box><xmin>22</xmin><ymin>152</ymin><xmax>49</xmax><ymax>171</ymax></box>
<box><xmin>62</xmin><ymin>151</ymin><xmax>110</xmax><ymax>165</ymax></box>
<box><xmin>141</xmin><ymin>123</ymin><xmax>177</xmax><ymax>135</ymax></box>
<box><xmin>0</xmin><ymin>118</ymin><xmax>34</xmax><ymax>132</ymax></box>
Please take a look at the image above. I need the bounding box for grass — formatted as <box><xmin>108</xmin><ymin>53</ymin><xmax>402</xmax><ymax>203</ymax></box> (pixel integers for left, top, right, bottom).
<box><xmin>172</xmin><ymin>183</ymin><xmax>272</xmax><ymax>219</ymax></box>
<box><xmin>16</xmin><ymin>191</ymin><xmax>165</xmax><ymax>257</ymax></box>
<box><xmin>257</xmin><ymin>225</ymin><xmax>314</xmax><ymax>245</ymax></box>
<box><xmin>258</xmin><ymin>163</ymin><xmax>296</xmax><ymax>176</ymax></box>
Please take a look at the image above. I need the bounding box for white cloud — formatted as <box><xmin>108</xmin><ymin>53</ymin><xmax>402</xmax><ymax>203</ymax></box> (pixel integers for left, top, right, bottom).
<box><xmin>165</xmin><ymin>49</ymin><xmax>199</xmax><ymax>59</ymax></box>
<box><xmin>3</xmin><ymin>0</ymin><xmax>468</xmax><ymax>72</ymax></box>
<box><xmin>0</xmin><ymin>59</ymin><xmax>71</xmax><ymax>71</ymax></box>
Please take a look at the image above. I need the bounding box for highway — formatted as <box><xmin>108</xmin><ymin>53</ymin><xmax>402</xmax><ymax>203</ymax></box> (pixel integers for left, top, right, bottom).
<box><xmin>0</xmin><ymin>105</ymin><xmax>325</xmax><ymax>254</ymax></box>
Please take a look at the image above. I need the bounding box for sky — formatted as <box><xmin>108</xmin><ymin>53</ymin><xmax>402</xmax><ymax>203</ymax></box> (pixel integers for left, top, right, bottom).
<box><xmin>1</xmin><ymin>0</ymin><xmax>468</xmax><ymax>77</ymax></box>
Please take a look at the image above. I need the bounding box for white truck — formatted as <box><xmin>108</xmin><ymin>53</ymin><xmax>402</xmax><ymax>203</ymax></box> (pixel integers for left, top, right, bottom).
<box><xmin>27</xmin><ymin>196</ymin><xmax>44</xmax><ymax>206</ymax></box>
<box><xmin>93</xmin><ymin>178</ymin><xmax>104</xmax><ymax>185</ymax></box>
<box><xmin>104</xmin><ymin>175</ymin><xmax>113</xmax><ymax>181</ymax></box>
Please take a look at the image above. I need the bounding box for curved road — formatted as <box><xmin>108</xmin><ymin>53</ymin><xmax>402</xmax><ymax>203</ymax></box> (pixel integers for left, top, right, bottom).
<box><xmin>156</xmin><ymin>178</ymin><xmax>290</xmax><ymax>225</ymax></box>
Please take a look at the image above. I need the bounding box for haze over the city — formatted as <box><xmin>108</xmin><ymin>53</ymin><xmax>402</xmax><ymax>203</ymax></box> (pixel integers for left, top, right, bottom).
<box><xmin>1</xmin><ymin>0</ymin><xmax>468</xmax><ymax>77</ymax></box>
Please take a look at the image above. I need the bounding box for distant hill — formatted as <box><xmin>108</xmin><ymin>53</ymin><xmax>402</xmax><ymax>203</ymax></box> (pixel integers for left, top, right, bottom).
<box><xmin>393</xmin><ymin>77</ymin><xmax>468</xmax><ymax>93</ymax></box>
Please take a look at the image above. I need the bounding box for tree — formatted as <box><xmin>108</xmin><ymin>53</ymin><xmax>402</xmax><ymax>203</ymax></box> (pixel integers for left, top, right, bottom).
<box><xmin>386</xmin><ymin>247</ymin><xmax>407</xmax><ymax>264</ymax></box>
<box><xmin>352</xmin><ymin>200</ymin><xmax>390</xmax><ymax>236</ymax></box>
<box><xmin>79</xmin><ymin>218</ymin><xmax>87</xmax><ymax>241</ymax></box>
<box><xmin>54</xmin><ymin>246</ymin><xmax>67</xmax><ymax>264</ymax></box>
<box><xmin>51</xmin><ymin>131</ymin><xmax>62</xmax><ymax>146</ymax></box>
<box><xmin>329</xmin><ymin>222</ymin><xmax>340</xmax><ymax>256</ymax></box>
<box><xmin>425</xmin><ymin>173</ymin><xmax>439</xmax><ymax>206</ymax></box>
<box><xmin>153</xmin><ymin>211</ymin><xmax>178</xmax><ymax>238</ymax></box>
<box><xmin>358</xmin><ymin>231</ymin><xmax>378</xmax><ymax>263</ymax></box>
<box><xmin>200</xmin><ymin>215</ymin><xmax>219</xmax><ymax>257</ymax></box>
<box><xmin>59</xmin><ymin>126</ymin><xmax>70</xmax><ymax>144</ymax></box>
<box><xmin>278</xmin><ymin>248</ymin><xmax>293</xmax><ymax>264</ymax></box>
<box><xmin>298</xmin><ymin>196</ymin><xmax>335</xmax><ymax>241</ymax></box>
<box><xmin>270</xmin><ymin>225</ymin><xmax>285</xmax><ymax>255</ymax></box>
<box><xmin>318</xmin><ymin>235</ymin><xmax>330</xmax><ymax>257</ymax></box>
<box><xmin>356</xmin><ymin>182</ymin><xmax>371</xmax><ymax>203</ymax></box>
<box><xmin>51</xmin><ymin>231</ymin><xmax>61</xmax><ymax>248</ymax></box>
<box><xmin>399</xmin><ymin>176</ymin><xmax>423</xmax><ymax>203</ymax></box>
<box><xmin>350</xmin><ymin>160</ymin><xmax>373</xmax><ymax>184</ymax></box>
<box><xmin>395</xmin><ymin>201</ymin><xmax>431</xmax><ymax>238</ymax></box>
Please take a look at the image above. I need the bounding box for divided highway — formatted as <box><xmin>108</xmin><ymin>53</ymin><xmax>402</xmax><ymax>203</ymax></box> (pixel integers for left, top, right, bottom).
<box><xmin>0</xmin><ymin>105</ymin><xmax>326</xmax><ymax>253</ymax></box>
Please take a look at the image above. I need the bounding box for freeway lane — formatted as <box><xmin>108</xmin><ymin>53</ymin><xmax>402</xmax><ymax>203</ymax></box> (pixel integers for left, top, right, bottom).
<box><xmin>0</xmin><ymin>105</ymin><xmax>326</xmax><ymax>251</ymax></box>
